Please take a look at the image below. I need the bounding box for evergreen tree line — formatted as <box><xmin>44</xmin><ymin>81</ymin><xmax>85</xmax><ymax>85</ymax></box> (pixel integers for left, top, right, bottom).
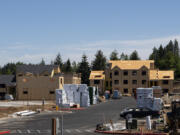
<box><xmin>149</xmin><ymin>39</ymin><xmax>180</xmax><ymax>79</ymax></box>
<box><xmin>0</xmin><ymin>39</ymin><xmax>180</xmax><ymax>85</ymax></box>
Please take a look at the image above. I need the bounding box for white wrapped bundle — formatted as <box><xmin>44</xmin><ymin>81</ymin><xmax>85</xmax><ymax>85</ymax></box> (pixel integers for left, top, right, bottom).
<box><xmin>55</xmin><ymin>89</ymin><xmax>68</xmax><ymax>107</ymax></box>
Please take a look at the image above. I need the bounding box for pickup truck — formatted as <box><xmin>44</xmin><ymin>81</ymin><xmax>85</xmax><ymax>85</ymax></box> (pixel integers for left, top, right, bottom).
<box><xmin>120</xmin><ymin>108</ymin><xmax>160</xmax><ymax>118</ymax></box>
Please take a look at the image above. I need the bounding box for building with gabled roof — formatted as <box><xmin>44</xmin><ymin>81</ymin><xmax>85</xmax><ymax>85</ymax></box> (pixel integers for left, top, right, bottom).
<box><xmin>16</xmin><ymin>65</ymin><xmax>64</xmax><ymax>100</ymax></box>
<box><xmin>90</xmin><ymin>60</ymin><xmax>174</xmax><ymax>95</ymax></box>
<box><xmin>89</xmin><ymin>71</ymin><xmax>105</xmax><ymax>94</ymax></box>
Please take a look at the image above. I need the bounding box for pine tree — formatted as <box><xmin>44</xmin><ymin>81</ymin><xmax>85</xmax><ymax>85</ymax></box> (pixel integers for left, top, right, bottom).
<box><xmin>149</xmin><ymin>39</ymin><xmax>180</xmax><ymax>79</ymax></box>
<box><xmin>92</xmin><ymin>50</ymin><xmax>107</xmax><ymax>70</ymax></box>
<box><xmin>72</xmin><ymin>61</ymin><xmax>77</xmax><ymax>73</ymax></box>
<box><xmin>39</xmin><ymin>58</ymin><xmax>45</xmax><ymax>65</ymax></box>
<box><xmin>120</xmin><ymin>53</ymin><xmax>129</xmax><ymax>60</ymax></box>
<box><xmin>174</xmin><ymin>39</ymin><xmax>179</xmax><ymax>57</ymax></box>
<box><xmin>110</xmin><ymin>50</ymin><xmax>119</xmax><ymax>60</ymax></box>
<box><xmin>158</xmin><ymin>45</ymin><xmax>164</xmax><ymax>58</ymax></box>
<box><xmin>129</xmin><ymin>50</ymin><xmax>140</xmax><ymax>60</ymax></box>
<box><xmin>165</xmin><ymin>40</ymin><xmax>174</xmax><ymax>54</ymax></box>
<box><xmin>77</xmin><ymin>54</ymin><xmax>90</xmax><ymax>85</ymax></box>
<box><xmin>64</xmin><ymin>59</ymin><xmax>72</xmax><ymax>73</ymax></box>
<box><xmin>54</xmin><ymin>53</ymin><xmax>63</xmax><ymax>69</ymax></box>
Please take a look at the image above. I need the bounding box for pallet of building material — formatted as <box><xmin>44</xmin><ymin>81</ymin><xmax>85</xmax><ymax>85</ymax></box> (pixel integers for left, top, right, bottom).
<box><xmin>64</xmin><ymin>84</ymin><xmax>90</xmax><ymax>107</ymax></box>
<box><xmin>152</xmin><ymin>86</ymin><xmax>162</xmax><ymax>98</ymax></box>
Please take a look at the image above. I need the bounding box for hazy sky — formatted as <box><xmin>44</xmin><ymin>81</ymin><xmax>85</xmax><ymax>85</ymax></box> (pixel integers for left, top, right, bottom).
<box><xmin>1</xmin><ymin>0</ymin><xmax>180</xmax><ymax>65</ymax></box>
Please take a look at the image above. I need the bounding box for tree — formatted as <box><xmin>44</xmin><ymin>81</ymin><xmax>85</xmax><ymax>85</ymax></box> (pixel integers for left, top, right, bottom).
<box><xmin>149</xmin><ymin>39</ymin><xmax>180</xmax><ymax>79</ymax></box>
<box><xmin>110</xmin><ymin>50</ymin><xmax>119</xmax><ymax>60</ymax></box>
<box><xmin>129</xmin><ymin>50</ymin><xmax>140</xmax><ymax>60</ymax></box>
<box><xmin>39</xmin><ymin>58</ymin><xmax>45</xmax><ymax>65</ymax></box>
<box><xmin>92</xmin><ymin>50</ymin><xmax>107</xmax><ymax>70</ymax></box>
<box><xmin>1</xmin><ymin>62</ymin><xmax>24</xmax><ymax>75</ymax></box>
<box><xmin>120</xmin><ymin>53</ymin><xmax>129</xmax><ymax>60</ymax></box>
<box><xmin>64</xmin><ymin>59</ymin><xmax>72</xmax><ymax>72</ymax></box>
<box><xmin>165</xmin><ymin>40</ymin><xmax>174</xmax><ymax>54</ymax></box>
<box><xmin>174</xmin><ymin>39</ymin><xmax>179</xmax><ymax>57</ymax></box>
<box><xmin>72</xmin><ymin>61</ymin><xmax>77</xmax><ymax>73</ymax></box>
<box><xmin>77</xmin><ymin>54</ymin><xmax>90</xmax><ymax>85</ymax></box>
<box><xmin>158</xmin><ymin>45</ymin><xmax>164</xmax><ymax>58</ymax></box>
<box><xmin>54</xmin><ymin>53</ymin><xmax>63</xmax><ymax>69</ymax></box>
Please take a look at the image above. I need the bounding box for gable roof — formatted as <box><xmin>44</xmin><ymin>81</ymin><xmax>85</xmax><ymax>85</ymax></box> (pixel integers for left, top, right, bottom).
<box><xmin>150</xmin><ymin>70</ymin><xmax>174</xmax><ymax>80</ymax></box>
<box><xmin>0</xmin><ymin>75</ymin><xmax>16</xmax><ymax>87</ymax></box>
<box><xmin>16</xmin><ymin>65</ymin><xmax>59</xmax><ymax>75</ymax></box>
<box><xmin>89</xmin><ymin>71</ymin><xmax>105</xmax><ymax>80</ymax></box>
<box><xmin>109</xmin><ymin>60</ymin><xmax>154</xmax><ymax>70</ymax></box>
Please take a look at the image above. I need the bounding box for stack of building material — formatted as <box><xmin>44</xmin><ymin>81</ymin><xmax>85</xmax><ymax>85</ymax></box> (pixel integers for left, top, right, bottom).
<box><xmin>136</xmin><ymin>88</ymin><xmax>153</xmax><ymax>109</ymax></box>
<box><xmin>112</xmin><ymin>90</ymin><xmax>122</xmax><ymax>99</ymax></box>
<box><xmin>152</xmin><ymin>86</ymin><xmax>162</xmax><ymax>98</ymax></box>
<box><xmin>105</xmin><ymin>91</ymin><xmax>110</xmax><ymax>99</ymax></box>
<box><xmin>55</xmin><ymin>89</ymin><xmax>69</xmax><ymax>108</ymax></box>
<box><xmin>79</xmin><ymin>85</ymin><xmax>90</xmax><ymax>107</ymax></box>
<box><xmin>152</xmin><ymin>98</ymin><xmax>162</xmax><ymax>111</ymax></box>
<box><xmin>136</xmin><ymin>88</ymin><xmax>162</xmax><ymax>111</ymax></box>
<box><xmin>88</xmin><ymin>86</ymin><xmax>98</xmax><ymax>105</ymax></box>
<box><xmin>64</xmin><ymin>84</ymin><xmax>90</xmax><ymax>107</ymax></box>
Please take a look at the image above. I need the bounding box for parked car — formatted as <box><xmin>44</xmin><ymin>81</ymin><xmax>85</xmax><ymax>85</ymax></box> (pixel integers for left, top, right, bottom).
<box><xmin>120</xmin><ymin>108</ymin><xmax>160</xmax><ymax>118</ymax></box>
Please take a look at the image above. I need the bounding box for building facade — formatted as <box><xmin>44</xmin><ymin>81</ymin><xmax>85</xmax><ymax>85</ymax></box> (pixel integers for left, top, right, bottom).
<box><xmin>90</xmin><ymin>60</ymin><xmax>174</xmax><ymax>95</ymax></box>
<box><xmin>89</xmin><ymin>71</ymin><xmax>105</xmax><ymax>94</ymax></box>
<box><xmin>63</xmin><ymin>73</ymin><xmax>81</xmax><ymax>84</ymax></box>
<box><xmin>16</xmin><ymin>65</ymin><xmax>64</xmax><ymax>100</ymax></box>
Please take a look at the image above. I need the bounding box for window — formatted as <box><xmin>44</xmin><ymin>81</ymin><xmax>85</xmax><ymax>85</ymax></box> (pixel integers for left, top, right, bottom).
<box><xmin>163</xmin><ymin>80</ymin><xmax>169</xmax><ymax>84</ymax></box>
<box><xmin>0</xmin><ymin>84</ymin><xmax>5</xmax><ymax>88</ymax></box>
<box><xmin>123</xmin><ymin>80</ymin><xmax>128</xmax><ymax>84</ymax></box>
<box><xmin>61</xmin><ymin>78</ymin><xmax>63</xmax><ymax>84</ymax></box>
<box><xmin>110</xmin><ymin>73</ymin><xmax>112</xmax><ymax>78</ymax></box>
<box><xmin>106</xmin><ymin>81</ymin><xmax>108</xmax><ymax>87</ymax></box>
<box><xmin>132</xmin><ymin>88</ymin><xmax>136</xmax><ymax>94</ymax></box>
<box><xmin>110</xmin><ymin>81</ymin><xmax>112</xmax><ymax>86</ymax></box>
<box><xmin>132</xmin><ymin>80</ymin><xmax>137</xmax><ymax>84</ymax></box>
<box><xmin>49</xmin><ymin>91</ymin><xmax>55</xmax><ymax>94</ymax></box>
<box><xmin>163</xmin><ymin>76</ymin><xmax>170</xmax><ymax>78</ymax></box>
<box><xmin>94</xmin><ymin>80</ymin><xmax>100</xmax><ymax>84</ymax></box>
<box><xmin>142</xmin><ymin>80</ymin><xmax>146</xmax><ymax>85</ymax></box>
<box><xmin>114</xmin><ymin>80</ymin><xmax>119</xmax><ymax>85</ymax></box>
<box><xmin>123</xmin><ymin>71</ymin><xmax>128</xmax><ymax>76</ymax></box>
<box><xmin>114</xmin><ymin>70</ymin><xmax>119</xmax><ymax>76</ymax></box>
<box><xmin>132</xmin><ymin>70</ymin><xmax>137</xmax><ymax>76</ymax></box>
<box><xmin>142</xmin><ymin>71</ymin><xmax>146</xmax><ymax>76</ymax></box>
<box><xmin>150</xmin><ymin>81</ymin><xmax>153</xmax><ymax>86</ymax></box>
<box><xmin>154</xmin><ymin>81</ymin><xmax>158</xmax><ymax>86</ymax></box>
<box><xmin>95</xmin><ymin>75</ymin><xmax>101</xmax><ymax>78</ymax></box>
<box><xmin>23</xmin><ymin>90</ymin><xmax>28</xmax><ymax>94</ymax></box>
<box><xmin>163</xmin><ymin>89</ymin><xmax>169</xmax><ymax>93</ymax></box>
<box><xmin>124</xmin><ymin>88</ymin><xmax>128</xmax><ymax>93</ymax></box>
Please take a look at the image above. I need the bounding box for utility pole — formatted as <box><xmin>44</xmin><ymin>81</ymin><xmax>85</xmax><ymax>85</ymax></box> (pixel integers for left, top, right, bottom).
<box><xmin>61</xmin><ymin>113</ymin><xmax>63</xmax><ymax>135</ymax></box>
<box><xmin>52</xmin><ymin>118</ymin><xmax>56</xmax><ymax>135</ymax></box>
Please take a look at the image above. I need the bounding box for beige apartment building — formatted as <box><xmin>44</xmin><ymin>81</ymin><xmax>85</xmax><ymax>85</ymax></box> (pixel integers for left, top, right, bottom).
<box><xmin>90</xmin><ymin>60</ymin><xmax>174</xmax><ymax>95</ymax></box>
<box><xmin>16</xmin><ymin>65</ymin><xmax>64</xmax><ymax>100</ymax></box>
<box><xmin>63</xmin><ymin>73</ymin><xmax>81</xmax><ymax>84</ymax></box>
<box><xmin>89</xmin><ymin>71</ymin><xmax>105</xmax><ymax>93</ymax></box>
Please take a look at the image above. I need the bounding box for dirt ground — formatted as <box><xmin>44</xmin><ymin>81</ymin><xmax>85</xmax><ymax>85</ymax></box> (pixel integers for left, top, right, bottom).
<box><xmin>0</xmin><ymin>103</ymin><xmax>56</xmax><ymax>118</ymax></box>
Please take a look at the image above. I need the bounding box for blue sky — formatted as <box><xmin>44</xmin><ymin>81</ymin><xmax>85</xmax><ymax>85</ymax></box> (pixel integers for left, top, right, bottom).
<box><xmin>1</xmin><ymin>0</ymin><xmax>180</xmax><ymax>65</ymax></box>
